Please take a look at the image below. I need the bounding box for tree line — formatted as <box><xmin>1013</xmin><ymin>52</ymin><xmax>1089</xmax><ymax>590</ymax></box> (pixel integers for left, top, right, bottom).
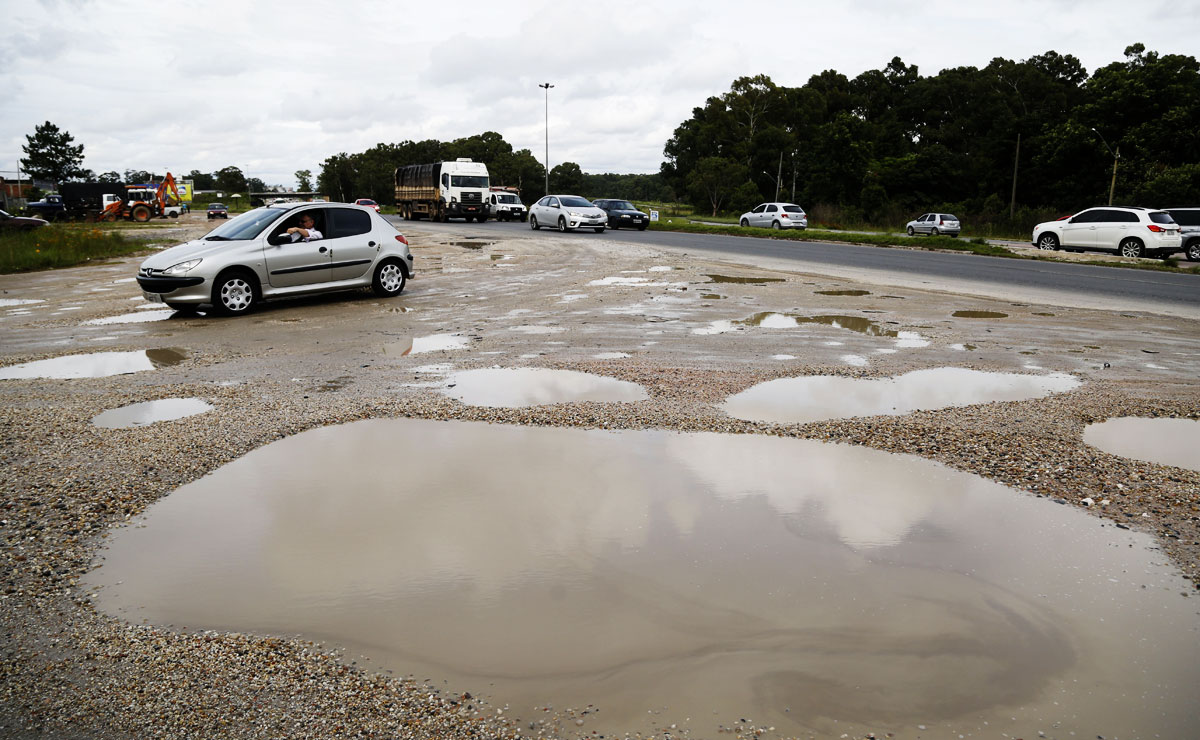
<box><xmin>662</xmin><ymin>44</ymin><xmax>1200</xmax><ymax>226</ymax></box>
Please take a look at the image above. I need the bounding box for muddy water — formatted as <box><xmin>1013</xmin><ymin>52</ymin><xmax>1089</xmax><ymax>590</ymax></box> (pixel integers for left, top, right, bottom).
<box><xmin>87</xmin><ymin>420</ymin><xmax>1200</xmax><ymax>739</ymax></box>
<box><xmin>0</xmin><ymin>348</ymin><xmax>188</xmax><ymax>379</ymax></box>
<box><xmin>1084</xmin><ymin>417</ymin><xmax>1200</xmax><ymax>472</ymax></box>
<box><xmin>443</xmin><ymin>367</ymin><xmax>648</xmax><ymax>407</ymax></box>
<box><xmin>723</xmin><ymin>368</ymin><xmax>1080</xmax><ymax>423</ymax></box>
<box><xmin>91</xmin><ymin>398</ymin><xmax>213</xmax><ymax>428</ymax></box>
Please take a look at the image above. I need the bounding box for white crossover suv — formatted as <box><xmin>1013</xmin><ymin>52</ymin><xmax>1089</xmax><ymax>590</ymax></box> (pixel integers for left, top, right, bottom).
<box><xmin>1032</xmin><ymin>206</ymin><xmax>1182</xmax><ymax>259</ymax></box>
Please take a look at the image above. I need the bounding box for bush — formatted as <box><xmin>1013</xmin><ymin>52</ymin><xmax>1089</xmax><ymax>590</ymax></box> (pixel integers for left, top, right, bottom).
<box><xmin>0</xmin><ymin>225</ymin><xmax>146</xmax><ymax>273</ymax></box>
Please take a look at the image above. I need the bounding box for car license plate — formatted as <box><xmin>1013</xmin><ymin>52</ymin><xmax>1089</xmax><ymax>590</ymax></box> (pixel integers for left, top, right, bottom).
<box><xmin>142</xmin><ymin>291</ymin><xmax>163</xmax><ymax>303</ymax></box>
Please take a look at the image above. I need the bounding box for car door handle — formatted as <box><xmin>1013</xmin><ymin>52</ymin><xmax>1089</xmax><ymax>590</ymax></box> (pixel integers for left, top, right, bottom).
<box><xmin>319</xmin><ymin>246</ymin><xmax>328</xmax><ymax>253</ymax></box>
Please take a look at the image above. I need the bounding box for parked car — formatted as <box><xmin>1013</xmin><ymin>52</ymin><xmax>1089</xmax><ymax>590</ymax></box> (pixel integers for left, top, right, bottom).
<box><xmin>1032</xmin><ymin>206</ymin><xmax>1182</xmax><ymax>259</ymax></box>
<box><xmin>739</xmin><ymin>202</ymin><xmax>808</xmax><ymax>230</ymax></box>
<box><xmin>354</xmin><ymin>198</ymin><xmax>381</xmax><ymax>213</ymax></box>
<box><xmin>592</xmin><ymin>199</ymin><xmax>649</xmax><ymax>230</ymax></box>
<box><xmin>906</xmin><ymin>213</ymin><xmax>960</xmax><ymax>237</ymax></box>
<box><xmin>529</xmin><ymin>195</ymin><xmax>607</xmax><ymax>233</ymax></box>
<box><xmin>207</xmin><ymin>203</ymin><xmax>229</xmax><ymax>219</ymax></box>
<box><xmin>1163</xmin><ymin>207</ymin><xmax>1200</xmax><ymax>261</ymax></box>
<box><xmin>136</xmin><ymin>202</ymin><xmax>413</xmax><ymax>315</ymax></box>
<box><xmin>0</xmin><ymin>209</ymin><xmax>48</xmax><ymax>230</ymax></box>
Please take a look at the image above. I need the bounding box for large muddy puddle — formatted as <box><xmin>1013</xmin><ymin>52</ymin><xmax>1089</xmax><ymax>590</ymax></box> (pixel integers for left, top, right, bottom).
<box><xmin>87</xmin><ymin>419</ymin><xmax>1199</xmax><ymax>739</ymax></box>
<box><xmin>1084</xmin><ymin>417</ymin><xmax>1200</xmax><ymax>472</ymax></box>
<box><xmin>0</xmin><ymin>348</ymin><xmax>188</xmax><ymax>379</ymax></box>
<box><xmin>723</xmin><ymin>368</ymin><xmax>1080</xmax><ymax>424</ymax></box>
<box><xmin>443</xmin><ymin>367</ymin><xmax>648</xmax><ymax>407</ymax></box>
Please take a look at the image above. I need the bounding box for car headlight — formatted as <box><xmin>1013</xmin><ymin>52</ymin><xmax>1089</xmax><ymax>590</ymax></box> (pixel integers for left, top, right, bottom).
<box><xmin>163</xmin><ymin>259</ymin><xmax>201</xmax><ymax>275</ymax></box>
<box><xmin>569</xmin><ymin>210</ymin><xmax>586</xmax><ymax>217</ymax></box>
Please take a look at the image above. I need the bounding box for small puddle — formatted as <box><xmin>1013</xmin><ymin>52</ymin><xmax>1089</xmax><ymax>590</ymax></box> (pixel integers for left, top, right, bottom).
<box><xmin>92</xmin><ymin>398</ymin><xmax>213</xmax><ymax>428</ymax></box>
<box><xmin>815</xmin><ymin>289</ymin><xmax>871</xmax><ymax>296</ymax></box>
<box><xmin>0</xmin><ymin>348</ymin><xmax>187</xmax><ymax>379</ymax></box>
<box><xmin>449</xmin><ymin>241</ymin><xmax>492</xmax><ymax>250</ymax></box>
<box><xmin>83</xmin><ymin>309</ymin><xmax>177</xmax><ymax>325</ymax></box>
<box><xmin>704</xmin><ymin>274</ymin><xmax>786</xmax><ymax>284</ymax></box>
<box><xmin>315</xmin><ymin>376</ymin><xmax>353</xmax><ymax>392</ymax></box>
<box><xmin>1083</xmin><ymin>417</ymin><xmax>1200</xmax><ymax>472</ymax></box>
<box><xmin>953</xmin><ymin>310</ymin><xmax>1009</xmax><ymax>319</ymax></box>
<box><xmin>723</xmin><ymin>368</ymin><xmax>1080</xmax><ymax>423</ymax></box>
<box><xmin>86</xmin><ymin>419</ymin><xmax>1200</xmax><ymax>739</ymax></box>
<box><xmin>740</xmin><ymin>313</ymin><xmax>900</xmax><ymax>337</ymax></box>
<box><xmin>442</xmin><ymin>368</ymin><xmax>648</xmax><ymax>407</ymax></box>
<box><xmin>384</xmin><ymin>334</ymin><xmax>470</xmax><ymax>356</ymax></box>
<box><xmin>700</xmin><ymin>293</ymin><xmax>724</xmax><ymax>300</ymax></box>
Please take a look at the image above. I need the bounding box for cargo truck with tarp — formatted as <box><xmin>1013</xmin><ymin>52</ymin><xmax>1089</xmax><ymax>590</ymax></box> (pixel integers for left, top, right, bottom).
<box><xmin>394</xmin><ymin>159</ymin><xmax>489</xmax><ymax>222</ymax></box>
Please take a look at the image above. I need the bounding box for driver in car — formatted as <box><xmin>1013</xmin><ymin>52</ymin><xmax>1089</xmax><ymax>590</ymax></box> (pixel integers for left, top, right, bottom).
<box><xmin>286</xmin><ymin>213</ymin><xmax>322</xmax><ymax>242</ymax></box>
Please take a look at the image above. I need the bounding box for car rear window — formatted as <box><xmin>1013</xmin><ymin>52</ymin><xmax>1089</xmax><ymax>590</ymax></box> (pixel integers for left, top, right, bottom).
<box><xmin>783</xmin><ymin>206</ymin><xmax>804</xmax><ymax>213</ymax></box>
<box><xmin>942</xmin><ymin>214</ymin><xmax>958</xmax><ymax>221</ymax></box>
<box><xmin>1150</xmin><ymin>211</ymin><xmax>1177</xmax><ymax>225</ymax></box>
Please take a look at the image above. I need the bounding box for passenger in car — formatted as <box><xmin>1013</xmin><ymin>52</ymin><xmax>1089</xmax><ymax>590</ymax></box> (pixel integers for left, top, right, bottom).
<box><xmin>286</xmin><ymin>213</ymin><xmax>323</xmax><ymax>242</ymax></box>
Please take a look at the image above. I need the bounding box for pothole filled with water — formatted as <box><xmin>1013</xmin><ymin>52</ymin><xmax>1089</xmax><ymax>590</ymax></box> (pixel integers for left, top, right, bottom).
<box><xmin>86</xmin><ymin>419</ymin><xmax>1200</xmax><ymax>739</ymax></box>
<box><xmin>723</xmin><ymin>368</ymin><xmax>1080</xmax><ymax>423</ymax></box>
<box><xmin>704</xmin><ymin>274</ymin><xmax>786</xmax><ymax>284</ymax></box>
<box><xmin>815</xmin><ymin>289</ymin><xmax>871</xmax><ymax>296</ymax></box>
<box><xmin>952</xmin><ymin>310</ymin><xmax>1009</xmax><ymax>319</ymax></box>
<box><xmin>0</xmin><ymin>348</ymin><xmax>188</xmax><ymax>379</ymax></box>
<box><xmin>740</xmin><ymin>312</ymin><xmax>899</xmax><ymax>337</ymax></box>
<box><xmin>442</xmin><ymin>367</ymin><xmax>648</xmax><ymax>407</ymax></box>
<box><xmin>1083</xmin><ymin>417</ymin><xmax>1200</xmax><ymax>472</ymax></box>
<box><xmin>92</xmin><ymin>398</ymin><xmax>214</xmax><ymax>428</ymax></box>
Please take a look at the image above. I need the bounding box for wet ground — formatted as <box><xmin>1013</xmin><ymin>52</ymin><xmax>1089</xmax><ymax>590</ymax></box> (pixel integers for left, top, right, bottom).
<box><xmin>2</xmin><ymin>216</ymin><xmax>1199</xmax><ymax>740</ymax></box>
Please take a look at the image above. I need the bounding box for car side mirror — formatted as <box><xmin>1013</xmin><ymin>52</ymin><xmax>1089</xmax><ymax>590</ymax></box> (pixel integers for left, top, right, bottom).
<box><xmin>269</xmin><ymin>233</ymin><xmax>290</xmax><ymax>246</ymax></box>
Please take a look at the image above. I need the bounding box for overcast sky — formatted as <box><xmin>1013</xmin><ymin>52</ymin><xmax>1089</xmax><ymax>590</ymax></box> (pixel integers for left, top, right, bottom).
<box><xmin>3</xmin><ymin>0</ymin><xmax>1198</xmax><ymax>189</ymax></box>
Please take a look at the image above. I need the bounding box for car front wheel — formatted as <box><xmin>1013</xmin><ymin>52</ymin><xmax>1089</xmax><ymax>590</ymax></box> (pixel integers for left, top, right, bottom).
<box><xmin>372</xmin><ymin>260</ymin><xmax>407</xmax><ymax>297</ymax></box>
<box><xmin>740</xmin><ymin>219</ymin><xmax>749</xmax><ymax>227</ymax></box>
<box><xmin>906</xmin><ymin>226</ymin><xmax>915</xmax><ymax>236</ymax></box>
<box><xmin>530</xmin><ymin>215</ymin><xmax>539</xmax><ymax>229</ymax></box>
<box><xmin>558</xmin><ymin>217</ymin><xmax>568</xmax><ymax>233</ymax></box>
<box><xmin>1119</xmin><ymin>238</ymin><xmax>1144</xmax><ymax>258</ymax></box>
<box><xmin>1036</xmin><ymin>234</ymin><xmax>1058</xmax><ymax>251</ymax></box>
<box><xmin>212</xmin><ymin>271</ymin><xmax>258</xmax><ymax>316</ymax></box>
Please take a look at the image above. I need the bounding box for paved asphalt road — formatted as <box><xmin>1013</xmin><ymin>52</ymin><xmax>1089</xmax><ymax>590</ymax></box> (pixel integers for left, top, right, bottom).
<box><xmin>390</xmin><ymin>217</ymin><xmax>1200</xmax><ymax>318</ymax></box>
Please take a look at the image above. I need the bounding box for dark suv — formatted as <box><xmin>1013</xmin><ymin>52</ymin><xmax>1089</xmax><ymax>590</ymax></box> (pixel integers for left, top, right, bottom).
<box><xmin>1164</xmin><ymin>208</ymin><xmax>1200</xmax><ymax>261</ymax></box>
<box><xmin>592</xmin><ymin>199</ymin><xmax>649</xmax><ymax>230</ymax></box>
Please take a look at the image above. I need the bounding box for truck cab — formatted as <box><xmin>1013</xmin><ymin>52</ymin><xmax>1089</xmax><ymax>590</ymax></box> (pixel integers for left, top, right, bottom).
<box><xmin>440</xmin><ymin>159</ymin><xmax>489</xmax><ymax>220</ymax></box>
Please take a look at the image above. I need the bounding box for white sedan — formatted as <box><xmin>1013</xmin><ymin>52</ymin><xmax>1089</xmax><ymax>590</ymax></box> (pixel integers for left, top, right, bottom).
<box><xmin>529</xmin><ymin>195</ymin><xmax>607</xmax><ymax>233</ymax></box>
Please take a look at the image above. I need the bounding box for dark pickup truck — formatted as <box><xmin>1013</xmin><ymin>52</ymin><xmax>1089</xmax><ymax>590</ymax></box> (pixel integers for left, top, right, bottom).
<box><xmin>27</xmin><ymin>182</ymin><xmax>130</xmax><ymax>221</ymax></box>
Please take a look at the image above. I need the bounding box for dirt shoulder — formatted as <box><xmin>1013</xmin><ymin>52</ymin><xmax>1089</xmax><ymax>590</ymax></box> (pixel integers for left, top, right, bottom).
<box><xmin>1</xmin><ymin>218</ymin><xmax>1197</xmax><ymax>739</ymax></box>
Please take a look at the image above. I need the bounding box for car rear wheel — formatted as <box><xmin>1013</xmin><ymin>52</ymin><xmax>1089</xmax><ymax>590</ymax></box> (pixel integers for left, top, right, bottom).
<box><xmin>212</xmin><ymin>271</ymin><xmax>258</xmax><ymax>316</ymax></box>
<box><xmin>772</xmin><ymin>221</ymin><xmax>782</xmax><ymax>230</ymax></box>
<box><xmin>1036</xmin><ymin>234</ymin><xmax>1058</xmax><ymax>251</ymax></box>
<box><xmin>931</xmin><ymin>227</ymin><xmax>940</xmax><ymax>236</ymax></box>
<box><xmin>558</xmin><ymin>217</ymin><xmax>568</xmax><ymax>233</ymax></box>
<box><xmin>906</xmin><ymin>226</ymin><xmax>915</xmax><ymax>236</ymax></box>
<box><xmin>740</xmin><ymin>219</ymin><xmax>749</xmax><ymax>227</ymax></box>
<box><xmin>372</xmin><ymin>260</ymin><xmax>407</xmax><ymax>297</ymax></box>
<box><xmin>530</xmin><ymin>215</ymin><xmax>539</xmax><ymax>230</ymax></box>
<box><xmin>1185</xmin><ymin>240</ymin><xmax>1200</xmax><ymax>262</ymax></box>
<box><xmin>1119</xmin><ymin>238</ymin><xmax>1144</xmax><ymax>258</ymax></box>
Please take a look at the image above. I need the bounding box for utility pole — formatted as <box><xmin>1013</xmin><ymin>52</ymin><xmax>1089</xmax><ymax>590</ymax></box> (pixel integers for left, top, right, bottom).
<box><xmin>775</xmin><ymin>151</ymin><xmax>783</xmax><ymax>202</ymax></box>
<box><xmin>1091</xmin><ymin>127</ymin><xmax>1121</xmax><ymax>206</ymax></box>
<box><xmin>1009</xmin><ymin>132</ymin><xmax>1020</xmax><ymax>220</ymax></box>
<box><xmin>539</xmin><ymin>83</ymin><xmax>554</xmax><ymax>195</ymax></box>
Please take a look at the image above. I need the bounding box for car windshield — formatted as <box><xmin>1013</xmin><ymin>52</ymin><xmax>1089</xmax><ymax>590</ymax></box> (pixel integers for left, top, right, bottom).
<box><xmin>204</xmin><ymin>207</ymin><xmax>282</xmax><ymax>240</ymax></box>
<box><xmin>610</xmin><ymin>201</ymin><xmax>636</xmax><ymax>210</ymax></box>
<box><xmin>1149</xmin><ymin>212</ymin><xmax>1177</xmax><ymax>224</ymax></box>
<box><xmin>496</xmin><ymin>194</ymin><xmax>520</xmax><ymax>203</ymax></box>
<box><xmin>782</xmin><ymin>206</ymin><xmax>804</xmax><ymax>214</ymax></box>
<box><xmin>560</xmin><ymin>196</ymin><xmax>593</xmax><ymax>207</ymax></box>
<box><xmin>450</xmin><ymin>175</ymin><xmax>489</xmax><ymax>188</ymax></box>
<box><xmin>209</xmin><ymin>203</ymin><xmax>226</xmax><ymax>209</ymax></box>
<box><xmin>358</xmin><ymin>199</ymin><xmax>376</xmax><ymax>206</ymax></box>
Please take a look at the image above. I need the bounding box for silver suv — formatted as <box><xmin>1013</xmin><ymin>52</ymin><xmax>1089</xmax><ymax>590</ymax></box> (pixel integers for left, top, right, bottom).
<box><xmin>137</xmin><ymin>202</ymin><xmax>414</xmax><ymax>315</ymax></box>
<box><xmin>1032</xmin><ymin>206</ymin><xmax>1182</xmax><ymax>259</ymax></box>
<box><xmin>1163</xmin><ymin>208</ymin><xmax>1200</xmax><ymax>261</ymax></box>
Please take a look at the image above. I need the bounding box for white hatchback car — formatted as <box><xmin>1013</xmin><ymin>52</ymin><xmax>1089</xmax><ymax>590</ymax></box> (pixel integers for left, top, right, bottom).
<box><xmin>739</xmin><ymin>202</ymin><xmax>808</xmax><ymax>229</ymax></box>
<box><xmin>529</xmin><ymin>195</ymin><xmax>607</xmax><ymax>232</ymax></box>
<box><xmin>136</xmin><ymin>202</ymin><xmax>414</xmax><ymax>315</ymax></box>
<box><xmin>906</xmin><ymin>213</ymin><xmax>960</xmax><ymax>237</ymax></box>
<box><xmin>1032</xmin><ymin>206</ymin><xmax>1182</xmax><ymax>259</ymax></box>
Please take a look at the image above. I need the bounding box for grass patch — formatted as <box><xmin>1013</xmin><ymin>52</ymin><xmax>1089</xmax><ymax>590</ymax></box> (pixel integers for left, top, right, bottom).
<box><xmin>645</xmin><ymin>220</ymin><xmax>1015</xmax><ymax>257</ymax></box>
<box><xmin>0</xmin><ymin>225</ymin><xmax>152</xmax><ymax>274</ymax></box>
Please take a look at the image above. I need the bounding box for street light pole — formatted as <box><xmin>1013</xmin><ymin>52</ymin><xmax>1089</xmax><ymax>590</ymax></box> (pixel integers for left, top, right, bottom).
<box><xmin>539</xmin><ymin>82</ymin><xmax>554</xmax><ymax>195</ymax></box>
<box><xmin>1091</xmin><ymin>127</ymin><xmax>1120</xmax><ymax>206</ymax></box>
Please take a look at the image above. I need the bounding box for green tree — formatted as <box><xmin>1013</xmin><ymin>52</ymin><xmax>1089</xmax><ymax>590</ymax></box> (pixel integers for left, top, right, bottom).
<box><xmin>21</xmin><ymin>121</ymin><xmax>86</xmax><ymax>184</ymax></box>
<box><xmin>687</xmin><ymin>157</ymin><xmax>749</xmax><ymax>215</ymax></box>
<box><xmin>550</xmin><ymin>162</ymin><xmax>585</xmax><ymax>194</ymax></box>
<box><xmin>98</xmin><ymin>171</ymin><xmax>121</xmax><ymax>183</ymax></box>
<box><xmin>295</xmin><ymin>169</ymin><xmax>313</xmax><ymax>192</ymax></box>
<box><xmin>186</xmin><ymin>169</ymin><xmax>216</xmax><ymax>189</ymax></box>
<box><xmin>214</xmin><ymin>166</ymin><xmax>246</xmax><ymax>194</ymax></box>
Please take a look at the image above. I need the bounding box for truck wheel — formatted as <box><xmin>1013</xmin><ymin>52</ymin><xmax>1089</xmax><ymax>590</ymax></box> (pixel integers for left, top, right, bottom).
<box><xmin>132</xmin><ymin>205</ymin><xmax>152</xmax><ymax>223</ymax></box>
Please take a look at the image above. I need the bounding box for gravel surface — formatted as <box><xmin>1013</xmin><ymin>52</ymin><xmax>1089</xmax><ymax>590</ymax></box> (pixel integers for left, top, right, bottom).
<box><xmin>2</xmin><ymin>214</ymin><xmax>1197</xmax><ymax>739</ymax></box>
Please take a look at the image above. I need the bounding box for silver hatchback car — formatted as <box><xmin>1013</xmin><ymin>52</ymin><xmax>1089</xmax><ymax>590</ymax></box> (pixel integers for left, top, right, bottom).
<box><xmin>137</xmin><ymin>202</ymin><xmax>414</xmax><ymax>315</ymax></box>
<box><xmin>739</xmin><ymin>202</ymin><xmax>808</xmax><ymax>229</ymax></box>
<box><xmin>906</xmin><ymin>213</ymin><xmax>961</xmax><ymax>237</ymax></box>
